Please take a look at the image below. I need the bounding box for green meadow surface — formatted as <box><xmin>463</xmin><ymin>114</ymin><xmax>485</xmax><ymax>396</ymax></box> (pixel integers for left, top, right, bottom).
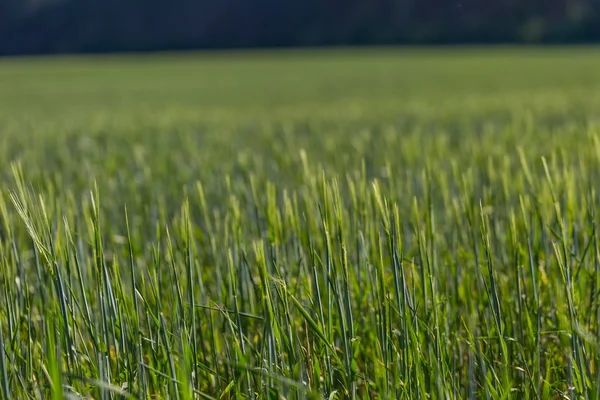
<box><xmin>2</xmin><ymin>48</ymin><xmax>600</xmax><ymax>398</ymax></box>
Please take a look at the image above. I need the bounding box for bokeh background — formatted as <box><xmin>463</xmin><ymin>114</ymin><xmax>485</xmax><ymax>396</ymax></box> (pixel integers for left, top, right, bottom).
<box><xmin>1</xmin><ymin>0</ymin><xmax>599</xmax><ymax>55</ymax></box>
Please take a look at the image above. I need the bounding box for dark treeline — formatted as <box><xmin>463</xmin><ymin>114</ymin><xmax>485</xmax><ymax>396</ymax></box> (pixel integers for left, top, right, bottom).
<box><xmin>1</xmin><ymin>0</ymin><xmax>599</xmax><ymax>56</ymax></box>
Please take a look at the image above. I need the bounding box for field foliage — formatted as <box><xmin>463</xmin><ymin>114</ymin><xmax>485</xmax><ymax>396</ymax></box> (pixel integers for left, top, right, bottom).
<box><xmin>2</xmin><ymin>48</ymin><xmax>600</xmax><ymax>399</ymax></box>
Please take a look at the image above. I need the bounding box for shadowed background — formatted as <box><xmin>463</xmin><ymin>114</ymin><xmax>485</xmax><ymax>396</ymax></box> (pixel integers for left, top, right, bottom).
<box><xmin>1</xmin><ymin>0</ymin><xmax>600</xmax><ymax>55</ymax></box>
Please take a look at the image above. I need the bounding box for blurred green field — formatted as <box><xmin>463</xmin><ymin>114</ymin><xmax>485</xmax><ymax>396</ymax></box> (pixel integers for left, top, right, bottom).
<box><xmin>2</xmin><ymin>48</ymin><xmax>600</xmax><ymax>399</ymax></box>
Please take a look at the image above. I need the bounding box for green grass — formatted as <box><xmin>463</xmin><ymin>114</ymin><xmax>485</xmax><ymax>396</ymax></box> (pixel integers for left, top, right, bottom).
<box><xmin>2</xmin><ymin>47</ymin><xmax>600</xmax><ymax>399</ymax></box>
